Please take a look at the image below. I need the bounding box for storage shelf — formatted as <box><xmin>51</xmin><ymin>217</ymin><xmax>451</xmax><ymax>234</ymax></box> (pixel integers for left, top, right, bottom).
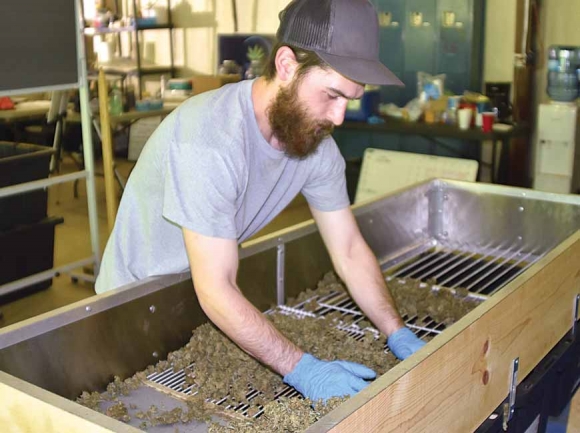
<box><xmin>138</xmin><ymin>66</ymin><xmax>174</xmax><ymax>76</ymax></box>
<box><xmin>84</xmin><ymin>23</ymin><xmax>173</xmax><ymax>36</ymax></box>
<box><xmin>84</xmin><ymin>0</ymin><xmax>176</xmax><ymax>98</ymax></box>
<box><xmin>97</xmin><ymin>59</ymin><xmax>173</xmax><ymax>77</ymax></box>
<box><xmin>136</xmin><ymin>23</ymin><xmax>174</xmax><ymax>31</ymax></box>
<box><xmin>83</xmin><ymin>26</ymin><xmax>134</xmax><ymax>36</ymax></box>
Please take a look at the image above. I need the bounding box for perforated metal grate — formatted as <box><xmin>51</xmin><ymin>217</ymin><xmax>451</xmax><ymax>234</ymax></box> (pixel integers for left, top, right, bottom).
<box><xmin>382</xmin><ymin>239</ymin><xmax>547</xmax><ymax>297</ymax></box>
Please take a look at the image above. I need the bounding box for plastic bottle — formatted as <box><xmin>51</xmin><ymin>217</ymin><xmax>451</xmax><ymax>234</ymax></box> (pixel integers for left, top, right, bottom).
<box><xmin>109</xmin><ymin>85</ymin><xmax>123</xmax><ymax>115</ymax></box>
<box><xmin>547</xmin><ymin>45</ymin><xmax>580</xmax><ymax>102</ymax></box>
<box><xmin>160</xmin><ymin>75</ymin><xmax>166</xmax><ymax>100</ymax></box>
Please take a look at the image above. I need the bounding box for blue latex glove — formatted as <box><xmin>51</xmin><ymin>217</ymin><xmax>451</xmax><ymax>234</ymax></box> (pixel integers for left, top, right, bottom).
<box><xmin>388</xmin><ymin>327</ymin><xmax>426</xmax><ymax>360</ymax></box>
<box><xmin>283</xmin><ymin>354</ymin><xmax>376</xmax><ymax>403</ymax></box>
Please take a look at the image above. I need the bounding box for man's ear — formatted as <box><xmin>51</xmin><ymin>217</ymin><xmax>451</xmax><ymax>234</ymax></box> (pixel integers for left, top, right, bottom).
<box><xmin>275</xmin><ymin>46</ymin><xmax>299</xmax><ymax>82</ymax></box>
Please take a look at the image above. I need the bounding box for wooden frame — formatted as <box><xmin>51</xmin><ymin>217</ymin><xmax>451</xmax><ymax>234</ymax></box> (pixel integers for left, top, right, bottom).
<box><xmin>309</xmin><ymin>232</ymin><xmax>580</xmax><ymax>432</ymax></box>
<box><xmin>0</xmin><ymin>371</ymin><xmax>137</xmax><ymax>433</ymax></box>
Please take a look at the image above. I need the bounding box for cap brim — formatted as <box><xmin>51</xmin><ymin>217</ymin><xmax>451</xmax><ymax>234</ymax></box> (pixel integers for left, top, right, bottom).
<box><xmin>316</xmin><ymin>52</ymin><xmax>404</xmax><ymax>87</ymax></box>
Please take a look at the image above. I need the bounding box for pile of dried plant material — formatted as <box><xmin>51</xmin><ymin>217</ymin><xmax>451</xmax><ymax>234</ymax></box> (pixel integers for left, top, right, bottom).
<box><xmin>133</xmin><ymin>397</ymin><xmax>213</xmax><ymax>429</ymax></box>
<box><xmin>208</xmin><ymin>397</ymin><xmax>347</xmax><ymax>433</ymax></box>
<box><xmin>387</xmin><ymin>277</ymin><xmax>480</xmax><ymax>326</ymax></box>
<box><xmin>78</xmin><ymin>271</ymin><xmax>479</xmax><ymax>431</ymax></box>
<box><xmin>158</xmin><ymin>307</ymin><xmax>397</xmax><ymax>410</ymax></box>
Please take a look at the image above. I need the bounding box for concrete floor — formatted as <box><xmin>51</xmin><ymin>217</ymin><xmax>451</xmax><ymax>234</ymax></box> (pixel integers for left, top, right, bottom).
<box><xmin>0</xmin><ymin>155</ymin><xmax>313</xmax><ymax>328</ymax></box>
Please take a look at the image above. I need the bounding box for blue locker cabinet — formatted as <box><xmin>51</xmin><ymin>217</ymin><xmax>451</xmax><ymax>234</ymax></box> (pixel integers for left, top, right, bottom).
<box><xmin>373</xmin><ymin>0</ymin><xmax>406</xmax><ymax>105</ymax></box>
<box><xmin>371</xmin><ymin>0</ymin><xmax>484</xmax><ymax>106</ymax></box>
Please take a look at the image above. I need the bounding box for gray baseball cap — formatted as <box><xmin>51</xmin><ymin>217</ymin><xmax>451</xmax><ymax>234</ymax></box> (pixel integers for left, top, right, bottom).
<box><xmin>277</xmin><ymin>0</ymin><xmax>403</xmax><ymax>86</ymax></box>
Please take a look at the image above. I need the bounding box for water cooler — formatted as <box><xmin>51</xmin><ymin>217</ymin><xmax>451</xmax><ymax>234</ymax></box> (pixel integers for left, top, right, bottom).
<box><xmin>533</xmin><ymin>46</ymin><xmax>580</xmax><ymax>194</ymax></box>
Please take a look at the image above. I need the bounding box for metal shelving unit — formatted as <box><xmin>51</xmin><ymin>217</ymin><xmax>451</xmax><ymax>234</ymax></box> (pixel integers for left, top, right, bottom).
<box><xmin>131</xmin><ymin>0</ymin><xmax>175</xmax><ymax>98</ymax></box>
<box><xmin>84</xmin><ymin>0</ymin><xmax>176</xmax><ymax>99</ymax></box>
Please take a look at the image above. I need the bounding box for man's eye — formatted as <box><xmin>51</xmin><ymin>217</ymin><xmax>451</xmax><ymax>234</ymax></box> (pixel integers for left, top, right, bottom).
<box><xmin>327</xmin><ymin>93</ymin><xmax>339</xmax><ymax>100</ymax></box>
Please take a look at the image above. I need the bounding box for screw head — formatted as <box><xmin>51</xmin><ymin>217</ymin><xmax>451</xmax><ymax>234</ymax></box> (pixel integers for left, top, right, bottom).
<box><xmin>149</xmin><ymin>305</ymin><xmax>156</xmax><ymax>313</ymax></box>
<box><xmin>85</xmin><ymin>306</ymin><xmax>92</xmax><ymax>312</ymax></box>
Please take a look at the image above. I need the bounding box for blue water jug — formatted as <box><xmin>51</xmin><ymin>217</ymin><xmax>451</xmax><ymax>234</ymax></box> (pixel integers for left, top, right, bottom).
<box><xmin>547</xmin><ymin>45</ymin><xmax>580</xmax><ymax>102</ymax></box>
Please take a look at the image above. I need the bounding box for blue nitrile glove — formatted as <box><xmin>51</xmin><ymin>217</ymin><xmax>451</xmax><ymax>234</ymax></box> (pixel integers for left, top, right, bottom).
<box><xmin>283</xmin><ymin>354</ymin><xmax>376</xmax><ymax>403</ymax></box>
<box><xmin>388</xmin><ymin>327</ymin><xmax>426</xmax><ymax>360</ymax></box>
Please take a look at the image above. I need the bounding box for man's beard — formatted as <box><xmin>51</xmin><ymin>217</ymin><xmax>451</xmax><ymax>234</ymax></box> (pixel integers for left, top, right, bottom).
<box><xmin>267</xmin><ymin>79</ymin><xmax>334</xmax><ymax>159</ymax></box>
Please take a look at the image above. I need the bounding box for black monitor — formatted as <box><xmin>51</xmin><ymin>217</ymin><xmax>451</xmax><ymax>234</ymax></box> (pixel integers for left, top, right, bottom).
<box><xmin>0</xmin><ymin>0</ymin><xmax>79</xmax><ymax>95</ymax></box>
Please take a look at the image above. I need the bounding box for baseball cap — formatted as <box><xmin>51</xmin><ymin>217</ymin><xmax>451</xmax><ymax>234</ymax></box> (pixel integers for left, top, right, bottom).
<box><xmin>277</xmin><ymin>0</ymin><xmax>403</xmax><ymax>86</ymax></box>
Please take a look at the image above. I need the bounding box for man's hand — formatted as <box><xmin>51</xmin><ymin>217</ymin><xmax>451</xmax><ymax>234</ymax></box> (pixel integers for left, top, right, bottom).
<box><xmin>387</xmin><ymin>327</ymin><xmax>425</xmax><ymax>360</ymax></box>
<box><xmin>283</xmin><ymin>354</ymin><xmax>376</xmax><ymax>403</ymax></box>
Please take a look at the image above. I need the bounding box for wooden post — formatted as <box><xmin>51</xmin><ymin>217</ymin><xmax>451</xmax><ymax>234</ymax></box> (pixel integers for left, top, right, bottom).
<box><xmin>510</xmin><ymin>0</ymin><xmax>539</xmax><ymax>187</ymax></box>
<box><xmin>97</xmin><ymin>69</ymin><xmax>118</xmax><ymax>234</ymax></box>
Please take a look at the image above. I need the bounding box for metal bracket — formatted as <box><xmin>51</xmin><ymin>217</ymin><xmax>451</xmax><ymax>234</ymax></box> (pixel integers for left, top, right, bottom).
<box><xmin>427</xmin><ymin>184</ymin><xmax>446</xmax><ymax>240</ymax></box>
<box><xmin>503</xmin><ymin>357</ymin><xmax>519</xmax><ymax>431</ymax></box>
<box><xmin>573</xmin><ymin>294</ymin><xmax>580</xmax><ymax>335</ymax></box>
<box><xmin>276</xmin><ymin>242</ymin><xmax>285</xmax><ymax>306</ymax></box>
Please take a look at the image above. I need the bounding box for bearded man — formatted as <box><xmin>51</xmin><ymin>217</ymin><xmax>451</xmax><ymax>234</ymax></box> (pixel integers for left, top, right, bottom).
<box><xmin>95</xmin><ymin>0</ymin><xmax>425</xmax><ymax>402</ymax></box>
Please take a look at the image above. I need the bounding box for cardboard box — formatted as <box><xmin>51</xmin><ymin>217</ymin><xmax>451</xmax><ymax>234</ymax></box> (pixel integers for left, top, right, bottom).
<box><xmin>191</xmin><ymin>74</ymin><xmax>241</xmax><ymax>95</ymax></box>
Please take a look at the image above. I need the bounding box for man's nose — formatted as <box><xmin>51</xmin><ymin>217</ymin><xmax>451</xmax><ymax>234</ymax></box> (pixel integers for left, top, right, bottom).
<box><xmin>328</xmin><ymin>100</ymin><xmax>348</xmax><ymax>126</ymax></box>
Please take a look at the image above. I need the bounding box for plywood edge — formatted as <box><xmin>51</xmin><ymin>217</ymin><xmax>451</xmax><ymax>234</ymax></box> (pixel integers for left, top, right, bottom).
<box><xmin>308</xmin><ymin>231</ymin><xmax>580</xmax><ymax>433</ymax></box>
<box><xmin>0</xmin><ymin>371</ymin><xmax>138</xmax><ymax>433</ymax></box>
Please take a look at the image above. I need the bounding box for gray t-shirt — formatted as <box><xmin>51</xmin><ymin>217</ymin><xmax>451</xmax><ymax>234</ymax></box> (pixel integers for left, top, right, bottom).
<box><xmin>95</xmin><ymin>79</ymin><xmax>349</xmax><ymax>293</ymax></box>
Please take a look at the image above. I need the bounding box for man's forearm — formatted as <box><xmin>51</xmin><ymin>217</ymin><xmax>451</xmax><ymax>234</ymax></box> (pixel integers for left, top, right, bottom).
<box><xmin>333</xmin><ymin>237</ymin><xmax>404</xmax><ymax>337</ymax></box>
<box><xmin>196</xmin><ymin>283</ymin><xmax>303</xmax><ymax>376</ymax></box>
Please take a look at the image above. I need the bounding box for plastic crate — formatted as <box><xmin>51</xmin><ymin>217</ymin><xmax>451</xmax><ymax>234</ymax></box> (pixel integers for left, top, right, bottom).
<box><xmin>0</xmin><ymin>141</ymin><xmax>54</xmax><ymax>231</ymax></box>
<box><xmin>0</xmin><ymin>216</ymin><xmax>63</xmax><ymax>296</ymax></box>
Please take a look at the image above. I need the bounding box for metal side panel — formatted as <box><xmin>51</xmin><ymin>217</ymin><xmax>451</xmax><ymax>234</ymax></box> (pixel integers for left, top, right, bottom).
<box><xmin>284</xmin><ymin>230</ymin><xmax>334</xmax><ymax>301</ymax></box>
<box><xmin>352</xmin><ymin>181</ymin><xmax>433</xmax><ymax>261</ymax></box>
<box><xmin>0</xmin><ymin>276</ymin><xmax>205</xmax><ymax>400</ymax></box>
<box><xmin>237</xmin><ymin>245</ymin><xmax>278</xmax><ymax>311</ymax></box>
<box><xmin>439</xmin><ymin>181</ymin><xmax>580</xmax><ymax>250</ymax></box>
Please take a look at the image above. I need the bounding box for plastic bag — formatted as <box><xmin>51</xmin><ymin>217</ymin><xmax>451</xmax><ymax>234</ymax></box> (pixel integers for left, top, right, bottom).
<box><xmin>379</xmin><ymin>98</ymin><xmax>424</xmax><ymax>122</ymax></box>
<box><xmin>417</xmin><ymin>72</ymin><xmax>446</xmax><ymax>103</ymax></box>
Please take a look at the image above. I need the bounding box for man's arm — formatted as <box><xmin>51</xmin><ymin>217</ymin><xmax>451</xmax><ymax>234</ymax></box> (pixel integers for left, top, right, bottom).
<box><xmin>182</xmin><ymin>227</ymin><xmax>302</xmax><ymax>376</ymax></box>
<box><xmin>310</xmin><ymin>206</ymin><xmax>405</xmax><ymax>337</ymax></box>
<box><xmin>183</xmin><ymin>227</ymin><xmax>378</xmax><ymax>401</ymax></box>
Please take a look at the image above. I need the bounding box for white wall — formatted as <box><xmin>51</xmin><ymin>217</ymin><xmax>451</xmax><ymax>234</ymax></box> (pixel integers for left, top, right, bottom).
<box><xmin>167</xmin><ymin>0</ymin><xmax>291</xmax><ymax>76</ymax></box>
<box><xmin>122</xmin><ymin>0</ymin><xmax>521</xmax><ymax>85</ymax></box>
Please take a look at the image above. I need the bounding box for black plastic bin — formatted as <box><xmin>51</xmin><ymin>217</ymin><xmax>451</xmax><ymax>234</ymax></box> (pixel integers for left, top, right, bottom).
<box><xmin>0</xmin><ymin>141</ymin><xmax>54</xmax><ymax>231</ymax></box>
<box><xmin>0</xmin><ymin>216</ymin><xmax>63</xmax><ymax>296</ymax></box>
<box><xmin>475</xmin><ymin>330</ymin><xmax>579</xmax><ymax>433</ymax></box>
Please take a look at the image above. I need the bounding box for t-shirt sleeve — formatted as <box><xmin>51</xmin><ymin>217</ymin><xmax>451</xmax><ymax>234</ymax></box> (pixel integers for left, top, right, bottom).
<box><xmin>162</xmin><ymin>137</ymin><xmax>239</xmax><ymax>239</ymax></box>
<box><xmin>301</xmin><ymin>138</ymin><xmax>350</xmax><ymax>212</ymax></box>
